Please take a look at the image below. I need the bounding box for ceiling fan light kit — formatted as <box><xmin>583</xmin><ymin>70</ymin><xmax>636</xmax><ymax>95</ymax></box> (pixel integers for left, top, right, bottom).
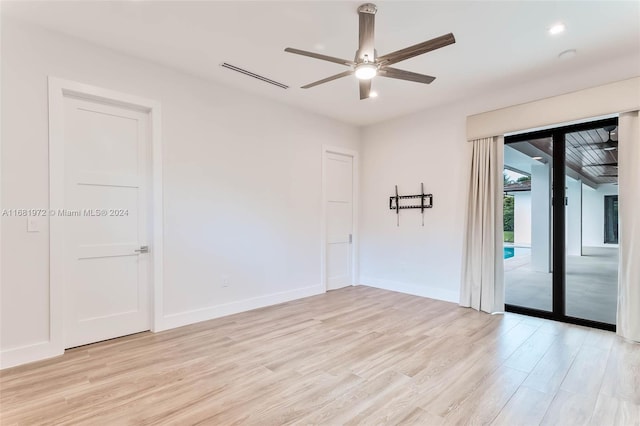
<box><xmin>284</xmin><ymin>3</ymin><xmax>456</xmax><ymax>100</ymax></box>
<box><xmin>355</xmin><ymin>63</ymin><xmax>377</xmax><ymax>80</ymax></box>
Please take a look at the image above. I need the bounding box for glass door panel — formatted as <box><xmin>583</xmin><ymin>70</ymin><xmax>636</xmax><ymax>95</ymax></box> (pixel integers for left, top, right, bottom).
<box><xmin>504</xmin><ymin>139</ymin><xmax>552</xmax><ymax>312</ymax></box>
<box><xmin>564</xmin><ymin>127</ymin><xmax>618</xmax><ymax>325</ymax></box>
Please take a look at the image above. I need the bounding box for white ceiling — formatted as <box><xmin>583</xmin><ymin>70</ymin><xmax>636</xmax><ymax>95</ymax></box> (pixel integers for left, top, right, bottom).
<box><xmin>3</xmin><ymin>1</ymin><xmax>639</xmax><ymax>126</ymax></box>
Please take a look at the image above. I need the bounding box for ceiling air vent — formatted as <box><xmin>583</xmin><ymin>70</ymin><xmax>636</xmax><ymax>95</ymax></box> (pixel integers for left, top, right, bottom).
<box><xmin>220</xmin><ymin>63</ymin><xmax>289</xmax><ymax>89</ymax></box>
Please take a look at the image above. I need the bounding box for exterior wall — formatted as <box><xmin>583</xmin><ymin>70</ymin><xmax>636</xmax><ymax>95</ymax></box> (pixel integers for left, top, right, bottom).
<box><xmin>513</xmin><ymin>192</ymin><xmax>532</xmax><ymax>246</ymax></box>
<box><xmin>531</xmin><ymin>164</ymin><xmax>551</xmax><ymax>272</ymax></box>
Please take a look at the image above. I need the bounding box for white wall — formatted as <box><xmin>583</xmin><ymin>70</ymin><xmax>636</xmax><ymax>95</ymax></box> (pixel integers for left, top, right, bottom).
<box><xmin>583</xmin><ymin>183</ymin><xmax>619</xmax><ymax>247</ymax></box>
<box><xmin>0</xmin><ymin>20</ymin><xmax>359</xmax><ymax>367</ymax></box>
<box><xmin>359</xmin><ymin>106</ymin><xmax>470</xmax><ymax>302</ymax></box>
<box><xmin>513</xmin><ymin>192</ymin><xmax>531</xmax><ymax>246</ymax></box>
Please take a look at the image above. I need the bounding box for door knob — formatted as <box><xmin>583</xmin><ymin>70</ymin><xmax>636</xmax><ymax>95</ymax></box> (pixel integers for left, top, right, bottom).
<box><xmin>135</xmin><ymin>245</ymin><xmax>149</xmax><ymax>254</ymax></box>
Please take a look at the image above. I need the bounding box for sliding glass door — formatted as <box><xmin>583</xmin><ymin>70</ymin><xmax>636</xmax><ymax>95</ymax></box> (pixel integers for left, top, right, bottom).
<box><xmin>503</xmin><ymin>138</ymin><xmax>552</xmax><ymax>312</ymax></box>
<box><xmin>563</xmin><ymin>126</ymin><xmax>618</xmax><ymax>326</ymax></box>
<box><xmin>503</xmin><ymin>118</ymin><xmax>618</xmax><ymax>331</ymax></box>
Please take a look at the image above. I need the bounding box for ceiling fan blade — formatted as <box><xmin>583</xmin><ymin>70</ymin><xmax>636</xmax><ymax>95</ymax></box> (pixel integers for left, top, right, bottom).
<box><xmin>357</xmin><ymin>3</ymin><xmax>377</xmax><ymax>61</ymax></box>
<box><xmin>301</xmin><ymin>70</ymin><xmax>354</xmax><ymax>89</ymax></box>
<box><xmin>583</xmin><ymin>162</ymin><xmax>618</xmax><ymax>167</ymax></box>
<box><xmin>579</xmin><ymin>140</ymin><xmax>618</xmax><ymax>146</ymax></box>
<box><xmin>359</xmin><ymin>79</ymin><xmax>371</xmax><ymax>100</ymax></box>
<box><xmin>377</xmin><ymin>33</ymin><xmax>456</xmax><ymax>66</ymax></box>
<box><xmin>379</xmin><ymin>67</ymin><xmax>436</xmax><ymax>84</ymax></box>
<box><xmin>574</xmin><ymin>142</ymin><xmax>618</xmax><ymax>150</ymax></box>
<box><xmin>284</xmin><ymin>48</ymin><xmax>355</xmax><ymax>67</ymax></box>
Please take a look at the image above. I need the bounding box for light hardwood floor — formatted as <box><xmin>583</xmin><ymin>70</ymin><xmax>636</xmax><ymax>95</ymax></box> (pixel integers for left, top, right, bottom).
<box><xmin>1</xmin><ymin>286</ymin><xmax>638</xmax><ymax>425</ymax></box>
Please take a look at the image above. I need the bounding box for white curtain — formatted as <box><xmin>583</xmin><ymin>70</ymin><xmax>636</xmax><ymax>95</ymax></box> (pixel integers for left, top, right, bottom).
<box><xmin>460</xmin><ymin>136</ymin><xmax>505</xmax><ymax>314</ymax></box>
<box><xmin>617</xmin><ymin>111</ymin><xmax>640</xmax><ymax>342</ymax></box>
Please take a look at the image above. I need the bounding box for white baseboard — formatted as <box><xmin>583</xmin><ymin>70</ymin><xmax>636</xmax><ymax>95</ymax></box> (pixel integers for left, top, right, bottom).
<box><xmin>2</xmin><ymin>285</ymin><xmax>324</xmax><ymax>369</ymax></box>
<box><xmin>359</xmin><ymin>277</ymin><xmax>459</xmax><ymax>304</ymax></box>
<box><xmin>0</xmin><ymin>340</ymin><xmax>63</xmax><ymax>370</ymax></box>
<box><xmin>157</xmin><ymin>284</ymin><xmax>325</xmax><ymax>331</ymax></box>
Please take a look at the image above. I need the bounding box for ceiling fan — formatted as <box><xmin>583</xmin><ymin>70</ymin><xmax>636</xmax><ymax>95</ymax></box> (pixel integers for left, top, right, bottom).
<box><xmin>284</xmin><ymin>3</ymin><xmax>456</xmax><ymax>100</ymax></box>
<box><xmin>574</xmin><ymin>126</ymin><xmax>618</xmax><ymax>151</ymax></box>
<box><xmin>601</xmin><ymin>126</ymin><xmax>618</xmax><ymax>151</ymax></box>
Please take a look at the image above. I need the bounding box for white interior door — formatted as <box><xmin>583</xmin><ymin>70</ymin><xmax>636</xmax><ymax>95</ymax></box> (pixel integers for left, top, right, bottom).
<box><xmin>325</xmin><ymin>152</ymin><xmax>354</xmax><ymax>290</ymax></box>
<box><xmin>63</xmin><ymin>96</ymin><xmax>150</xmax><ymax>348</ymax></box>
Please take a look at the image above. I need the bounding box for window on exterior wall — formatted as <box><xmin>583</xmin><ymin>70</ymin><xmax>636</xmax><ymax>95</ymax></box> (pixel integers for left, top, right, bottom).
<box><xmin>604</xmin><ymin>195</ymin><xmax>619</xmax><ymax>244</ymax></box>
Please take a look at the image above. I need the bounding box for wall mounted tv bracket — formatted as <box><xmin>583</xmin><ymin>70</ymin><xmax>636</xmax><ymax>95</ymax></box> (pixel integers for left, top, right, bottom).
<box><xmin>389</xmin><ymin>183</ymin><xmax>433</xmax><ymax>226</ymax></box>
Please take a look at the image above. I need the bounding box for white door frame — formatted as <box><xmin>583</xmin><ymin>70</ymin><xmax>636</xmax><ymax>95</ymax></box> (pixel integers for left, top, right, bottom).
<box><xmin>321</xmin><ymin>145</ymin><xmax>359</xmax><ymax>291</ymax></box>
<box><xmin>48</xmin><ymin>77</ymin><xmax>164</xmax><ymax>355</ymax></box>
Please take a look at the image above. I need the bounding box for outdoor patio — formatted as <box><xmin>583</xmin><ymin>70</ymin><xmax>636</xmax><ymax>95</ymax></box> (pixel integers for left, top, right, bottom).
<box><xmin>505</xmin><ymin>246</ymin><xmax>618</xmax><ymax>324</ymax></box>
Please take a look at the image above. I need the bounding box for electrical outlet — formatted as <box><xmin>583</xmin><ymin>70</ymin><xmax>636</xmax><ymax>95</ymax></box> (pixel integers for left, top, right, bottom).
<box><xmin>221</xmin><ymin>275</ymin><xmax>230</xmax><ymax>288</ymax></box>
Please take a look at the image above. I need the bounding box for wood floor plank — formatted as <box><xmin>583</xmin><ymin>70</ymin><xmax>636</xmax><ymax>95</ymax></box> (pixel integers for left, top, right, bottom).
<box><xmin>503</xmin><ymin>328</ymin><xmax>557</xmax><ymax>373</ymax></box>
<box><xmin>540</xmin><ymin>390</ymin><xmax>598</xmax><ymax>426</ymax></box>
<box><xmin>257</xmin><ymin>372</ymin><xmax>364</xmax><ymax>425</ymax></box>
<box><xmin>590</xmin><ymin>393</ymin><xmax>640</xmax><ymax>426</ymax></box>
<box><xmin>559</xmin><ymin>344</ymin><xmax>610</xmax><ymax>396</ymax></box>
<box><xmin>522</xmin><ymin>341</ymin><xmax>581</xmax><ymax>395</ymax></box>
<box><xmin>599</xmin><ymin>338</ymin><xmax>640</xmax><ymax>404</ymax></box>
<box><xmin>0</xmin><ymin>285</ymin><xmax>630</xmax><ymax>425</ymax></box>
<box><xmin>291</xmin><ymin>370</ymin><xmax>412</xmax><ymax>425</ymax></box>
<box><xmin>415</xmin><ymin>346</ymin><xmax>505</xmax><ymax>417</ymax></box>
<box><xmin>397</xmin><ymin>407</ymin><xmax>444</xmax><ymax>425</ymax></box>
<box><xmin>438</xmin><ymin>366</ymin><xmax>527</xmax><ymax>425</ymax></box>
<box><xmin>491</xmin><ymin>385</ymin><xmax>555</xmax><ymax>426</ymax></box>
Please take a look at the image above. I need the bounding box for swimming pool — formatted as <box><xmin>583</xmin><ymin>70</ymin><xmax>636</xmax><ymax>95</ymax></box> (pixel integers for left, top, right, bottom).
<box><xmin>504</xmin><ymin>246</ymin><xmax>530</xmax><ymax>259</ymax></box>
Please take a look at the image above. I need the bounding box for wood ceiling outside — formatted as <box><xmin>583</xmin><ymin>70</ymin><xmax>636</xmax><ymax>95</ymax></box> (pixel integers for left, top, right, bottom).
<box><xmin>528</xmin><ymin>127</ymin><xmax>618</xmax><ymax>185</ymax></box>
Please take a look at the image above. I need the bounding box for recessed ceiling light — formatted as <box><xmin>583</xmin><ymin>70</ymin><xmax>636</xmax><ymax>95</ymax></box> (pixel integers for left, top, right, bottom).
<box><xmin>549</xmin><ymin>23</ymin><xmax>566</xmax><ymax>35</ymax></box>
<box><xmin>558</xmin><ymin>49</ymin><xmax>577</xmax><ymax>60</ymax></box>
<box><xmin>369</xmin><ymin>91</ymin><xmax>378</xmax><ymax>98</ymax></box>
<box><xmin>532</xmin><ymin>156</ymin><xmax>543</xmax><ymax>160</ymax></box>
